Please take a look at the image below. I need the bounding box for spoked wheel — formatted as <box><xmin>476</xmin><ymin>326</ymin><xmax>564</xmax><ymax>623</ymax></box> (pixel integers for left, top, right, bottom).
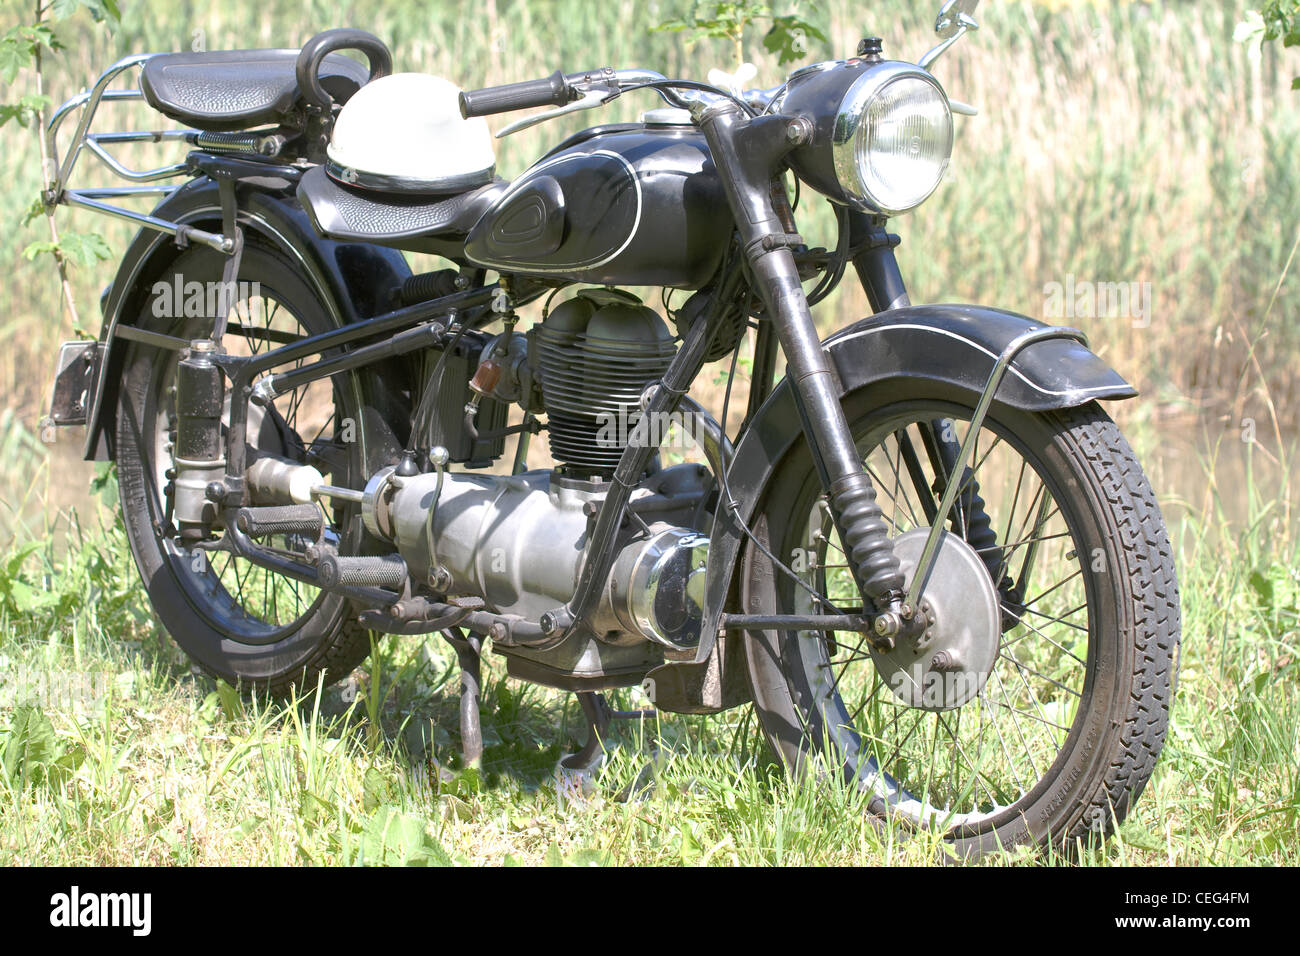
<box><xmin>116</xmin><ymin>239</ymin><xmax>376</xmax><ymax>694</ymax></box>
<box><xmin>743</xmin><ymin>382</ymin><xmax>1179</xmax><ymax>857</ymax></box>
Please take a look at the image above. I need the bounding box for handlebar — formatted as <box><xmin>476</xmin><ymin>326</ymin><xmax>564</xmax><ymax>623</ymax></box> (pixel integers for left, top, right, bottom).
<box><xmin>457</xmin><ymin>66</ymin><xmax>787</xmax><ymax>130</ymax></box>
<box><xmin>459</xmin><ymin>70</ymin><xmax>576</xmax><ymax>119</ymax></box>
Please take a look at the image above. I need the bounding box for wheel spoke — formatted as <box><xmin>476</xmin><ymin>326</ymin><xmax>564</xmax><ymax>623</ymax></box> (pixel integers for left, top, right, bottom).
<box><xmin>975</xmin><ymin>528</ymin><xmax>1070</xmax><ymax>556</ymax></box>
<box><xmin>993</xmin><ymin>666</ymin><xmax>1043</xmax><ymax>780</ymax></box>
<box><xmin>1001</xmin><ymin>608</ymin><xmax>1087</xmax><ymax>665</ymax></box>
<box><xmin>1014</xmin><ymin>603</ymin><xmax>1090</xmax><ymax>635</ymax></box>
<box><xmin>896</xmin><ymin>427</ymin><xmax>939</xmax><ymax>525</ymax></box>
<box><xmin>999</xmin><ymin>651</ymin><xmax>1082</xmax><ymax>699</ymax></box>
<box><xmin>980</xmin><ymin>695</ymin><xmax>1070</xmax><ymax>734</ymax></box>
<box><xmin>1021</xmin><ymin>568</ymin><xmax>1084</xmax><ymax>609</ymax></box>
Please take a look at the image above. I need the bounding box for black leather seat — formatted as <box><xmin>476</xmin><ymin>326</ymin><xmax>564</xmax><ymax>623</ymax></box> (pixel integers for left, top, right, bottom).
<box><xmin>297</xmin><ymin>165</ymin><xmax>506</xmax><ymax>246</ymax></box>
<box><xmin>141</xmin><ymin>49</ymin><xmax>369</xmax><ymax>131</ymax></box>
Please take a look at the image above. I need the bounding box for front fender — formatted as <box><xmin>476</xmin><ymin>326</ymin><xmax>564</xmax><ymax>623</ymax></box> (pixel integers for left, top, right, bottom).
<box><xmin>646</xmin><ymin>303</ymin><xmax>1136</xmax><ymax>714</ymax></box>
<box><xmin>82</xmin><ymin>175</ymin><xmax>412</xmax><ymax>460</ymax></box>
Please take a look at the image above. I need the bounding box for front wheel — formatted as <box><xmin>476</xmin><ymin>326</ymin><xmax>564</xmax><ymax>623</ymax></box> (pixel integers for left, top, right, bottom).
<box><xmin>742</xmin><ymin>383</ymin><xmax>1180</xmax><ymax>857</ymax></box>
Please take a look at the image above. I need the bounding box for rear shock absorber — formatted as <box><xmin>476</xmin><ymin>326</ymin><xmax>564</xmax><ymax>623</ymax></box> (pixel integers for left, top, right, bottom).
<box><xmin>173</xmin><ymin>339</ymin><xmax>226</xmax><ymax>540</ymax></box>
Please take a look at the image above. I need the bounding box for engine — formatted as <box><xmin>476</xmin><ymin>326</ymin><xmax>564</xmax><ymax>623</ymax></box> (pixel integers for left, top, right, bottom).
<box><xmin>370</xmin><ymin>289</ymin><xmax>707</xmax><ymax>650</ymax></box>
<box><xmin>248</xmin><ymin>288</ymin><xmax>712</xmax><ymax>654</ymax></box>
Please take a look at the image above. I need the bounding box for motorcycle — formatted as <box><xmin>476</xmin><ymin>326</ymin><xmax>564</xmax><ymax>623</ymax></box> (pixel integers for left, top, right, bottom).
<box><xmin>41</xmin><ymin>0</ymin><xmax>1178</xmax><ymax>857</ymax></box>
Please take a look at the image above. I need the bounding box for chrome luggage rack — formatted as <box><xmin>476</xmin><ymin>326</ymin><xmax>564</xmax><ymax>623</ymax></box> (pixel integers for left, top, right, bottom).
<box><xmin>43</xmin><ymin>54</ymin><xmax>281</xmax><ymax>255</ymax></box>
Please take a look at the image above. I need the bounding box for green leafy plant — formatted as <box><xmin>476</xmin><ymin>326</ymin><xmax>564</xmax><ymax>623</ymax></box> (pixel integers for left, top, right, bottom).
<box><xmin>0</xmin><ymin>505</ymin><xmax>141</xmax><ymax>632</ymax></box>
<box><xmin>1237</xmin><ymin>1</ymin><xmax>1300</xmax><ymax>87</ymax></box>
<box><xmin>2</xmin><ymin>702</ymin><xmax>84</xmax><ymax>790</ymax></box>
<box><xmin>654</xmin><ymin>1</ymin><xmax>826</xmax><ymax>68</ymax></box>
<box><xmin>0</xmin><ymin>24</ymin><xmax>57</xmax><ymax>125</ymax></box>
<box><xmin>21</xmin><ymin>232</ymin><xmax>112</xmax><ymax>268</ymax></box>
<box><xmin>0</xmin><ymin>540</ymin><xmax>59</xmax><ymax>617</ymax></box>
<box><xmin>2</xmin><ymin>1</ymin><xmax>120</xmax><ymax>332</ymax></box>
<box><xmin>356</xmin><ymin>806</ymin><xmax>454</xmax><ymax>866</ymax></box>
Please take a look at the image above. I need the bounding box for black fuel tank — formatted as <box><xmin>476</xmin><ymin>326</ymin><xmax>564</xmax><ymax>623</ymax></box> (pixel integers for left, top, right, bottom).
<box><xmin>464</xmin><ymin>123</ymin><xmax>731</xmax><ymax>289</ymax></box>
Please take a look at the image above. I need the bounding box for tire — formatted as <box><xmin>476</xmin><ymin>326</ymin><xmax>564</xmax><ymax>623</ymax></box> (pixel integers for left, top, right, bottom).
<box><xmin>742</xmin><ymin>381</ymin><xmax>1179</xmax><ymax>857</ymax></box>
<box><xmin>116</xmin><ymin>238</ymin><xmax>376</xmax><ymax>696</ymax></box>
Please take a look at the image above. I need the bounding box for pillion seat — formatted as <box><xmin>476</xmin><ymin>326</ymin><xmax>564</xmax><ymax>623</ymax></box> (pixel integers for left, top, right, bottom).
<box><xmin>140</xmin><ymin>49</ymin><xmax>370</xmax><ymax>131</ymax></box>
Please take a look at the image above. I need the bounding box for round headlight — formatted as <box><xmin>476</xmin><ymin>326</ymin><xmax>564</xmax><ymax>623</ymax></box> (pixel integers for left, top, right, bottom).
<box><xmin>832</xmin><ymin>65</ymin><xmax>953</xmax><ymax>216</ymax></box>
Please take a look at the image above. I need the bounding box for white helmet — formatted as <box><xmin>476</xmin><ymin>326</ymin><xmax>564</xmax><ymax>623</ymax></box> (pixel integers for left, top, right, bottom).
<box><xmin>326</xmin><ymin>73</ymin><xmax>496</xmax><ymax>193</ymax></box>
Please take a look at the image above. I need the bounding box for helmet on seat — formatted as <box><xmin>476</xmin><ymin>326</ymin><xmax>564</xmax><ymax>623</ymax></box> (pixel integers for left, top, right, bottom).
<box><xmin>326</xmin><ymin>73</ymin><xmax>496</xmax><ymax>193</ymax></box>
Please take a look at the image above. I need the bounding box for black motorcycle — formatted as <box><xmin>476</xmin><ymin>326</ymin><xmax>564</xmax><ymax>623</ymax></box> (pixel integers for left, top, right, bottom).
<box><xmin>43</xmin><ymin>0</ymin><xmax>1178</xmax><ymax>856</ymax></box>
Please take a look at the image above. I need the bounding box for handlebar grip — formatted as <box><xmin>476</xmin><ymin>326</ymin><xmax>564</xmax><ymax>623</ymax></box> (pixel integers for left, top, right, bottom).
<box><xmin>459</xmin><ymin>70</ymin><xmax>573</xmax><ymax>118</ymax></box>
<box><xmin>296</xmin><ymin>28</ymin><xmax>393</xmax><ymax>112</ymax></box>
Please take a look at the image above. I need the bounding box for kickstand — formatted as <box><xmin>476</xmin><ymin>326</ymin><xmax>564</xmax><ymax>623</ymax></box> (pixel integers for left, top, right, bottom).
<box><xmin>441</xmin><ymin>628</ymin><xmax>483</xmax><ymax>769</ymax></box>
<box><xmin>561</xmin><ymin>692</ymin><xmax>613</xmax><ymax>772</ymax></box>
<box><xmin>559</xmin><ymin>693</ymin><xmax>658</xmax><ymax>772</ymax></box>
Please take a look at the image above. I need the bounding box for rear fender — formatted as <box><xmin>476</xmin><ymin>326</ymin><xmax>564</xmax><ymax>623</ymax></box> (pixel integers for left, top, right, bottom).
<box><xmin>83</xmin><ymin>175</ymin><xmax>412</xmax><ymax>462</ymax></box>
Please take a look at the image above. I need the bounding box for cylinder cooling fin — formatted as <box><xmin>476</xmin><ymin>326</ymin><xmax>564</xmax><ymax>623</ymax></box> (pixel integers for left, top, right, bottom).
<box><xmin>533</xmin><ymin>289</ymin><xmax>675</xmax><ymax>475</ymax></box>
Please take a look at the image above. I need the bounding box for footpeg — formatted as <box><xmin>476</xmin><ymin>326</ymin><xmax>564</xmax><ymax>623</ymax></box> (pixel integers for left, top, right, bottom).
<box><xmin>317</xmin><ymin>553</ymin><xmax>408</xmax><ymax>590</ymax></box>
<box><xmin>235</xmin><ymin>504</ymin><xmax>324</xmax><ymax>540</ymax></box>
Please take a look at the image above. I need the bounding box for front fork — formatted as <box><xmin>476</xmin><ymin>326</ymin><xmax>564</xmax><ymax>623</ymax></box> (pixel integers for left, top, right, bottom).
<box><xmin>844</xmin><ymin>210</ymin><xmax>1022</xmax><ymax>621</ymax></box>
<box><xmin>700</xmin><ymin>103</ymin><xmax>1016</xmax><ymax>648</ymax></box>
<box><xmin>699</xmin><ymin>105</ymin><xmax>916</xmax><ymax>647</ymax></box>
<box><xmin>845</xmin><ymin>211</ymin><xmax>1013</xmax><ymax>596</ymax></box>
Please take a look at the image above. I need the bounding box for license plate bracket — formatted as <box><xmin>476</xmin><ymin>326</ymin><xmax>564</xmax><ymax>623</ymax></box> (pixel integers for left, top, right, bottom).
<box><xmin>47</xmin><ymin>340</ymin><xmax>103</xmax><ymax>427</ymax></box>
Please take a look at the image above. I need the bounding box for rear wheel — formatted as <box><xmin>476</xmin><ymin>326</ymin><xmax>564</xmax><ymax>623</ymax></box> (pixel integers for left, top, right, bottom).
<box><xmin>743</xmin><ymin>382</ymin><xmax>1179</xmax><ymax>856</ymax></box>
<box><xmin>116</xmin><ymin>239</ymin><xmax>375</xmax><ymax>695</ymax></box>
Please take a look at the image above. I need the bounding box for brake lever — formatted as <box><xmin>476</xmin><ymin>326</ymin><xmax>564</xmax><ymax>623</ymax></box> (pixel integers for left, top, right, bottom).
<box><xmin>495</xmin><ymin>89</ymin><xmax>608</xmax><ymax>138</ymax></box>
<box><xmin>949</xmin><ymin>98</ymin><xmax>978</xmax><ymax>116</ymax></box>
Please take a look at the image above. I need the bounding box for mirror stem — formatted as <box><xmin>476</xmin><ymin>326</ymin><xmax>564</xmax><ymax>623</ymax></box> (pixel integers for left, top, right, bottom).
<box><xmin>919</xmin><ymin>24</ymin><xmax>969</xmax><ymax>71</ymax></box>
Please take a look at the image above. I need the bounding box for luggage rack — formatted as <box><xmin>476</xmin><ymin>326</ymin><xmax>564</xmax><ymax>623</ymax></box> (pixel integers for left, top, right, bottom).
<box><xmin>43</xmin><ymin>53</ymin><xmax>273</xmax><ymax>255</ymax></box>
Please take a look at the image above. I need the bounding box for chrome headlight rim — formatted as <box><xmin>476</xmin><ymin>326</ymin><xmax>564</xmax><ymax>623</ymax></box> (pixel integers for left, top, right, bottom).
<box><xmin>831</xmin><ymin>61</ymin><xmax>954</xmax><ymax>217</ymax></box>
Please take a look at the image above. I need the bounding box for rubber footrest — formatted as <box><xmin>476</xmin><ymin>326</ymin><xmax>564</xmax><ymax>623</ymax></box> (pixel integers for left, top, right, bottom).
<box><xmin>235</xmin><ymin>504</ymin><xmax>323</xmax><ymax>540</ymax></box>
<box><xmin>317</xmin><ymin>553</ymin><xmax>408</xmax><ymax>590</ymax></box>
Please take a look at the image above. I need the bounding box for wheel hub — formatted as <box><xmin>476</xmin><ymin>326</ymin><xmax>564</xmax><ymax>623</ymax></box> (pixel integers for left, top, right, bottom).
<box><xmin>869</xmin><ymin>528</ymin><xmax>1000</xmax><ymax>711</ymax></box>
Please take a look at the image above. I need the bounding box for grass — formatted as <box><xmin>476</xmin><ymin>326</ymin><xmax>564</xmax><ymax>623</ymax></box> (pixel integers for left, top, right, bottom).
<box><xmin>0</xmin><ymin>0</ymin><xmax>1297</xmax><ymax>864</ymax></box>
<box><xmin>0</xmin><ymin>447</ymin><xmax>1296</xmax><ymax>866</ymax></box>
